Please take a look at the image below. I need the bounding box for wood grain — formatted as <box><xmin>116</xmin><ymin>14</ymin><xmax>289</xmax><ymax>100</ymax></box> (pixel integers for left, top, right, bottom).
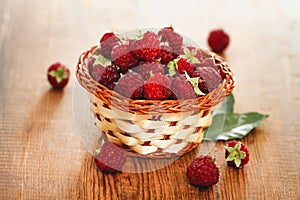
<box><xmin>0</xmin><ymin>0</ymin><xmax>300</xmax><ymax>199</ymax></box>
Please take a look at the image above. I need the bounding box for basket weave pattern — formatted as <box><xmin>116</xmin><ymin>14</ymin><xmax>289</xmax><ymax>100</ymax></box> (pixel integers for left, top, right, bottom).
<box><xmin>76</xmin><ymin>46</ymin><xmax>235</xmax><ymax>158</ymax></box>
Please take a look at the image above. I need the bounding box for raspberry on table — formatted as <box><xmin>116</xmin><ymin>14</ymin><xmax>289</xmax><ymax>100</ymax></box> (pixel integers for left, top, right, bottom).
<box><xmin>225</xmin><ymin>141</ymin><xmax>250</xmax><ymax>168</ymax></box>
<box><xmin>94</xmin><ymin>142</ymin><xmax>126</xmax><ymax>173</ymax></box>
<box><xmin>136</xmin><ymin>61</ymin><xmax>165</xmax><ymax>80</ymax></box>
<box><xmin>143</xmin><ymin>73</ymin><xmax>172</xmax><ymax>100</ymax></box>
<box><xmin>208</xmin><ymin>29</ymin><xmax>230</xmax><ymax>53</ymax></box>
<box><xmin>47</xmin><ymin>62</ymin><xmax>70</xmax><ymax>89</ymax></box>
<box><xmin>132</xmin><ymin>31</ymin><xmax>161</xmax><ymax>61</ymax></box>
<box><xmin>171</xmin><ymin>75</ymin><xmax>197</xmax><ymax>100</ymax></box>
<box><xmin>186</xmin><ymin>155</ymin><xmax>219</xmax><ymax>187</ymax></box>
<box><xmin>115</xmin><ymin>71</ymin><xmax>144</xmax><ymax>99</ymax></box>
<box><xmin>111</xmin><ymin>43</ymin><xmax>139</xmax><ymax>73</ymax></box>
<box><xmin>100</xmin><ymin>32</ymin><xmax>120</xmax><ymax>58</ymax></box>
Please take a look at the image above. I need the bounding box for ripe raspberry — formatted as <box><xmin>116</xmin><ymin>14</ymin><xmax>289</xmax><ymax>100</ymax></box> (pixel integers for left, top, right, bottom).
<box><xmin>88</xmin><ymin>57</ymin><xmax>96</xmax><ymax>70</ymax></box>
<box><xmin>132</xmin><ymin>31</ymin><xmax>161</xmax><ymax>61</ymax></box>
<box><xmin>94</xmin><ymin>142</ymin><xmax>126</xmax><ymax>173</ymax></box>
<box><xmin>106</xmin><ymin>82</ymin><xmax>116</xmax><ymax>90</ymax></box>
<box><xmin>192</xmin><ymin>67</ymin><xmax>222</xmax><ymax>93</ymax></box>
<box><xmin>225</xmin><ymin>141</ymin><xmax>250</xmax><ymax>168</ymax></box>
<box><xmin>186</xmin><ymin>155</ymin><xmax>219</xmax><ymax>187</ymax></box>
<box><xmin>198</xmin><ymin>58</ymin><xmax>215</xmax><ymax>68</ymax></box>
<box><xmin>171</xmin><ymin>75</ymin><xmax>196</xmax><ymax>100</ymax></box>
<box><xmin>208</xmin><ymin>29</ymin><xmax>230</xmax><ymax>53</ymax></box>
<box><xmin>136</xmin><ymin>61</ymin><xmax>165</xmax><ymax>80</ymax></box>
<box><xmin>157</xmin><ymin>45</ymin><xmax>174</xmax><ymax>64</ymax></box>
<box><xmin>111</xmin><ymin>43</ymin><xmax>139</xmax><ymax>73</ymax></box>
<box><xmin>176</xmin><ymin>58</ymin><xmax>195</xmax><ymax>76</ymax></box>
<box><xmin>47</xmin><ymin>62</ymin><xmax>70</xmax><ymax>89</ymax></box>
<box><xmin>198</xmin><ymin>58</ymin><xmax>225</xmax><ymax>79</ymax></box>
<box><xmin>100</xmin><ymin>32</ymin><xmax>120</xmax><ymax>58</ymax></box>
<box><xmin>115</xmin><ymin>72</ymin><xmax>144</xmax><ymax>99</ymax></box>
<box><xmin>90</xmin><ymin>64</ymin><xmax>120</xmax><ymax>88</ymax></box>
<box><xmin>158</xmin><ymin>26</ymin><xmax>183</xmax><ymax>53</ymax></box>
<box><xmin>143</xmin><ymin>73</ymin><xmax>172</xmax><ymax>100</ymax></box>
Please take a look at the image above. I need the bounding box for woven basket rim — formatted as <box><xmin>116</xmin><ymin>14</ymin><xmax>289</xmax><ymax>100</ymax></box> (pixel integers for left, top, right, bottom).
<box><xmin>75</xmin><ymin>46</ymin><xmax>235</xmax><ymax>114</ymax></box>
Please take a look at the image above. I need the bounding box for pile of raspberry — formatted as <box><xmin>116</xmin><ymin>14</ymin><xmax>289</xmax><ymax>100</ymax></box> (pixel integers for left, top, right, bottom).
<box><xmin>88</xmin><ymin>26</ymin><xmax>226</xmax><ymax>100</ymax></box>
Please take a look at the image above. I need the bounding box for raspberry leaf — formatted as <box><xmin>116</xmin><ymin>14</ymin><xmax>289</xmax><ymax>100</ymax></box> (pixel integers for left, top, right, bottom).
<box><xmin>183</xmin><ymin>47</ymin><xmax>200</xmax><ymax>64</ymax></box>
<box><xmin>221</xmin><ymin>93</ymin><xmax>235</xmax><ymax>113</ymax></box>
<box><xmin>167</xmin><ymin>61</ymin><xmax>177</xmax><ymax>76</ymax></box>
<box><xmin>204</xmin><ymin>112</ymin><xmax>269</xmax><ymax>141</ymax></box>
<box><xmin>49</xmin><ymin>67</ymin><xmax>68</xmax><ymax>83</ymax></box>
<box><xmin>94</xmin><ymin>148</ymin><xmax>101</xmax><ymax>155</ymax></box>
<box><xmin>94</xmin><ymin>55</ymin><xmax>111</xmax><ymax>67</ymax></box>
<box><xmin>214</xmin><ymin>93</ymin><xmax>235</xmax><ymax>114</ymax></box>
<box><xmin>204</xmin><ymin>94</ymin><xmax>269</xmax><ymax>141</ymax></box>
<box><xmin>225</xmin><ymin>142</ymin><xmax>246</xmax><ymax>167</ymax></box>
<box><xmin>185</xmin><ymin>72</ymin><xmax>205</xmax><ymax>96</ymax></box>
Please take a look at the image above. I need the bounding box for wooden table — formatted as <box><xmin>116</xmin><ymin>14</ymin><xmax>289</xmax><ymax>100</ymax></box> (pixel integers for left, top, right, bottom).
<box><xmin>1</xmin><ymin>0</ymin><xmax>299</xmax><ymax>199</ymax></box>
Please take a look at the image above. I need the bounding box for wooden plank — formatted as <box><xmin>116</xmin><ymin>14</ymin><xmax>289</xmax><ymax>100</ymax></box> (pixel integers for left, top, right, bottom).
<box><xmin>0</xmin><ymin>0</ymin><xmax>299</xmax><ymax>199</ymax></box>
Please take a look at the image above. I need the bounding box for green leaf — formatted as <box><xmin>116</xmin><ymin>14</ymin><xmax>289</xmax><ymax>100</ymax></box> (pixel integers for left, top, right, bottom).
<box><xmin>48</xmin><ymin>67</ymin><xmax>68</xmax><ymax>83</ymax></box>
<box><xmin>184</xmin><ymin>72</ymin><xmax>205</xmax><ymax>96</ymax></box>
<box><xmin>167</xmin><ymin>61</ymin><xmax>177</xmax><ymax>76</ymax></box>
<box><xmin>94</xmin><ymin>55</ymin><xmax>111</xmax><ymax>66</ymax></box>
<box><xmin>219</xmin><ymin>93</ymin><xmax>235</xmax><ymax>114</ymax></box>
<box><xmin>183</xmin><ymin>47</ymin><xmax>200</xmax><ymax>64</ymax></box>
<box><xmin>204</xmin><ymin>112</ymin><xmax>269</xmax><ymax>141</ymax></box>
<box><xmin>234</xmin><ymin>157</ymin><xmax>241</xmax><ymax>168</ymax></box>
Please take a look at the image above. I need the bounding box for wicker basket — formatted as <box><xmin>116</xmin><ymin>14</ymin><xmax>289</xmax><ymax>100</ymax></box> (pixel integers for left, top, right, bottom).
<box><xmin>75</xmin><ymin>46</ymin><xmax>235</xmax><ymax>158</ymax></box>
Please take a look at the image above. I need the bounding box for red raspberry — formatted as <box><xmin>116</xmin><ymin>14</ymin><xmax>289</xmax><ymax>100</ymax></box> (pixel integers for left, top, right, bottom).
<box><xmin>99</xmin><ymin>32</ymin><xmax>120</xmax><ymax>58</ymax></box>
<box><xmin>106</xmin><ymin>82</ymin><xmax>116</xmax><ymax>90</ymax></box>
<box><xmin>90</xmin><ymin>64</ymin><xmax>120</xmax><ymax>89</ymax></box>
<box><xmin>176</xmin><ymin>58</ymin><xmax>195</xmax><ymax>76</ymax></box>
<box><xmin>186</xmin><ymin>155</ymin><xmax>219</xmax><ymax>187</ymax></box>
<box><xmin>162</xmin><ymin>26</ymin><xmax>174</xmax><ymax>31</ymax></box>
<box><xmin>115</xmin><ymin>72</ymin><xmax>143</xmax><ymax>99</ymax></box>
<box><xmin>198</xmin><ymin>58</ymin><xmax>225</xmax><ymax>79</ymax></box>
<box><xmin>158</xmin><ymin>27</ymin><xmax>183</xmax><ymax>53</ymax></box>
<box><xmin>173</xmin><ymin>47</ymin><xmax>184</xmax><ymax>57</ymax></box>
<box><xmin>157</xmin><ymin>45</ymin><xmax>174</xmax><ymax>64</ymax></box>
<box><xmin>47</xmin><ymin>62</ymin><xmax>70</xmax><ymax>89</ymax></box>
<box><xmin>111</xmin><ymin>43</ymin><xmax>139</xmax><ymax>73</ymax></box>
<box><xmin>94</xmin><ymin>142</ymin><xmax>126</xmax><ymax>173</ymax></box>
<box><xmin>208</xmin><ymin>29</ymin><xmax>230</xmax><ymax>53</ymax></box>
<box><xmin>132</xmin><ymin>31</ymin><xmax>161</xmax><ymax>61</ymax></box>
<box><xmin>192</xmin><ymin>67</ymin><xmax>222</xmax><ymax>93</ymax></box>
<box><xmin>143</xmin><ymin>73</ymin><xmax>172</xmax><ymax>100</ymax></box>
<box><xmin>225</xmin><ymin>141</ymin><xmax>250</xmax><ymax>168</ymax></box>
<box><xmin>136</xmin><ymin>61</ymin><xmax>165</xmax><ymax>80</ymax></box>
<box><xmin>171</xmin><ymin>75</ymin><xmax>196</xmax><ymax>100</ymax></box>
<box><xmin>198</xmin><ymin>58</ymin><xmax>215</xmax><ymax>68</ymax></box>
<box><xmin>88</xmin><ymin>57</ymin><xmax>96</xmax><ymax>69</ymax></box>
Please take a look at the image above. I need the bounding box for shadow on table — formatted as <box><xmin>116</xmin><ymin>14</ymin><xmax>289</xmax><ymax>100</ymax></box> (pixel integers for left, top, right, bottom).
<box><xmin>22</xmin><ymin>88</ymin><xmax>65</xmax><ymax>135</ymax></box>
